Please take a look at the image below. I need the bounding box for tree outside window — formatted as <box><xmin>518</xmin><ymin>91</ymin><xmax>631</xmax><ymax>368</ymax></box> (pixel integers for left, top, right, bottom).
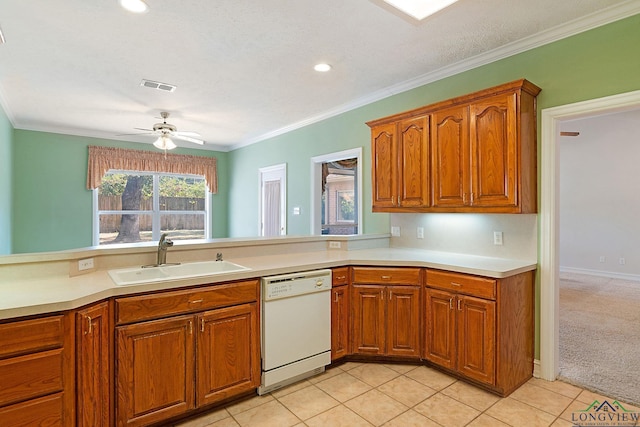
<box><xmin>96</xmin><ymin>171</ymin><xmax>208</xmax><ymax>245</ymax></box>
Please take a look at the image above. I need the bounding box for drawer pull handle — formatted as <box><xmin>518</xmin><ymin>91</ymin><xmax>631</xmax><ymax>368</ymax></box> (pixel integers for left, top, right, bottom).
<box><xmin>450</xmin><ymin>282</ymin><xmax>462</xmax><ymax>287</ymax></box>
<box><xmin>336</xmin><ymin>276</ymin><xmax>346</xmax><ymax>281</ymax></box>
<box><xmin>381</xmin><ymin>275</ymin><xmax>391</xmax><ymax>280</ymax></box>
<box><xmin>201</xmin><ymin>318</ymin><xmax>205</xmax><ymax>333</ymax></box>
<box><xmin>189</xmin><ymin>299</ymin><xmax>204</xmax><ymax>304</ymax></box>
<box><xmin>389</xmin><ymin>290</ymin><xmax>393</xmax><ymax>300</ymax></box>
<box><xmin>449</xmin><ymin>298</ymin><xmax>453</xmax><ymax>310</ymax></box>
<box><xmin>86</xmin><ymin>316</ymin><xmax>92</xmax><ymax>335</ymax></box>
<box><xmin>457</xmin><ymin>299</ymin><xmax>462</xmax><ymax>311</ymax></box>
<box><xmin>334</xmin><ymin>291</ymin><xmax>338</xmax><ymax>303</ymax></box>
<box><xmin>189</xmin><ymin>320</ymin><xmax>193</xmax><ymax>335</ymax></box>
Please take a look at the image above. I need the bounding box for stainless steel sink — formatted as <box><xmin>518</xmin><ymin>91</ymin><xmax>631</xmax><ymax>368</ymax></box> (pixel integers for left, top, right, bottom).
<box><xmin>108</xmin><ymin>260</ymin><xmax>251</xmax><ymax>286</ymax></box>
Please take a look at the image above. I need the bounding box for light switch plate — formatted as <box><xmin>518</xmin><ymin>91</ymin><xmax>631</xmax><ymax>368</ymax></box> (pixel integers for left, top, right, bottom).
<box><xmin>391</xmin><ymin>226</ymin><xmax>400</xmax><ymax>237</ymax></box>
<box><xmin>493</xmin><ymin>231</ymin><xmax>503</xmax><ymax>246</ymax></box>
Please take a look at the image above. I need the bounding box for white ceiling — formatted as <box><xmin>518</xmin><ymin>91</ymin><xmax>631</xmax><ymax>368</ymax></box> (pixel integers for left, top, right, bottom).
<box><xmin>0</xmin><ymin>0</ymin><xmax>638</xmax><ymax>151</ymax></box>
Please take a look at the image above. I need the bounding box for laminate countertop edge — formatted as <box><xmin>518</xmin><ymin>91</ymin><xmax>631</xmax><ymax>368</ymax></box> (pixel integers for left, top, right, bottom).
<box><xmin>0</xmin><ymin>248</ymin><xmax>536</xmax><ymax>320</ymax></box>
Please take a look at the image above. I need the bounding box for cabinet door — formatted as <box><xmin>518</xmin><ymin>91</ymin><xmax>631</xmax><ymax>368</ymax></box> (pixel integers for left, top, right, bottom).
<box><xmin>371</xmin><ymin>123</ymin><xmax>397</xmax><ymax>209</ymax></box>
<box><xmin>116</xmin><ymin>315</ymin><xmax>195</xmax><ymax>427</ymax></box>
<box><xmin>398</xmin><ymin>116</ymin><xmax>430</xmax><ymax>207</ymax></box>
<box><xmin>77</xmin><ymin>301</ymin><xmax>111</xmax><ymax>427</ymax></box>
<box><xmin>457</xmin><ymin>295</ymin><xmax>496</xmax><ymax>386</ymax></box>
<box><xmin>424</xmin><ymin>288</ymin><xmax>456</xmax><ymax>369</ymax></box>
<box><xmin>432</xmin><ymin>105</ymin><xmax>469</xmax><ymax>208</ymax></box>
<box><xmin>469</xmin><ymin>92</ymin><xmax>517</xmax><ymax>208</ymax></box>
<box><xmin>331</xmin><ymin>285</ymin><xmax>350</xmax><ymax>360</ymax></box>
<box><xmin>196</xmin><ymin>303</ymin><xmax>260</xmax><ymax>407</ymax></box>
<box><xmin>351</xmin><ymin>285</ymin><xmax>386</xmax><ymax>355</ymax></box>
<box><xmin>386</xmin><ymin>286</ymin><xmax>420</xmax><ymax>357</ymax></box>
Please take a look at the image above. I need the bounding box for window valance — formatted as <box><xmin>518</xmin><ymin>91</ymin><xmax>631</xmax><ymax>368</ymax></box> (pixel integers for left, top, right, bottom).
<box><xmin>87</xmin><ymin>146</ymin><xmax>218</xmax><ymax>193</ymax></box>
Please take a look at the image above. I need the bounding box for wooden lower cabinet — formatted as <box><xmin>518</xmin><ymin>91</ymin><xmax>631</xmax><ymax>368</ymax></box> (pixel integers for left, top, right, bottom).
<box><xmin>196</xmin><ymin>303</ymin><xmax>260</xmax><ymax>407</ymax></box>
<box><xmin>116</xmin><ymin>315</ymin><xmax>196</xmax><ymax>427</ymax></box>
<box><xmin>115</xmin><ymin>282</ymin><xmax>260</xmax><ymax>427</ymax></box>
<box><xmin>424</xmin><ymin>269</ymin><xmax>533</xmax><ymax>395</ymax></box>
<box><xmin>77</xmin><ymin>300</ymin><xmax>111</xmax><ymax>427</ymax></box>
<box><xmin>0</xmin><ymin>313</ymin><xmax>74</xmax><ymax>426</ymax></box>
<box><xmin>425</xmin><ymin>289</ymin><xmax>495</xmax><ymax>385</ymax></box>
<box><xmin>331</xmin><ymin>285</ymin><xmax>350</xmax><ymax>360</ymax></box>
<box><xmin>351</xmin><ymin>280</ymin><xmax>421</xmax><ymax>358</ymax></box>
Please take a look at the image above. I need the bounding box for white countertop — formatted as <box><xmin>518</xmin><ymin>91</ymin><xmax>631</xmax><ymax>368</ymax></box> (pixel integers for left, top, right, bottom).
<box><xmin>0</xmin><ymin>247</ymin><xmax>536</xmax><ymax>320</ymax></box>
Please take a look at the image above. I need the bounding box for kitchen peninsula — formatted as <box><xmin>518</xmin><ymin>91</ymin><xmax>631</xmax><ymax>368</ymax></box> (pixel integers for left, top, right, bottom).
<box><xmin>0</xmin><ymin>235</ymin><xmax>535</xmax><ymax>426</ymax></box>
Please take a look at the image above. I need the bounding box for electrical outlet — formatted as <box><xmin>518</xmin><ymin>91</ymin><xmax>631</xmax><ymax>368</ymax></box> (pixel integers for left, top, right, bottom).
<box><xmin>619</xmin><ymin>257</ymin><xmax>626</xmax><ymax>265</ymax></box>
<box><xmin>493</xmin><ymin>231</ymin><xmax>503</xmax><ymax>246</ymax></box>
<box><xmin>417</xmin><ymin>227</ymin><xmax>424</xmax><ymax>239</ymax></box>
<box><xmin>78</xmin><ymin>258</ymin><xmax>94</xmax><ymax>271</ymax></box>
<box><xmin>329</xmin><ymin>241</ymin><xmax>341</xmax><ymax>249</ymax></box>
<box><xmin>599</xmin><ymin>256</ymin><xmax>606</xmax><ymax>263</ymax></box>
<box><xmin>391</xmin><ymin>226</ymin><xmax>400</xmax><ymax>237</ymax></box>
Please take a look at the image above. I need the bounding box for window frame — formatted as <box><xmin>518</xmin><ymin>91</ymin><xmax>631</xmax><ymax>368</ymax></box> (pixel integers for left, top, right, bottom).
<box><xmin>92</xmin><ymin>170</ymin><xmax>211</xmax><ymax>246</ymax></box>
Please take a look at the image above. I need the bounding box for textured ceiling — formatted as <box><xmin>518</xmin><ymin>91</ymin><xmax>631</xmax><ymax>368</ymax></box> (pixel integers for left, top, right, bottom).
<box><xmin>0</xmin><ymin>0</ymin><xmax>637</xmax><ymax>151</ymax></box>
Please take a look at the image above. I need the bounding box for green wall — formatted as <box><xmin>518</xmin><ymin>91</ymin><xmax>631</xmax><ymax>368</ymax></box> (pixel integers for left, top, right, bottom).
<box><xmin>228</xmin><ymin>14</ymin><xmax>640</xmax><ymax>237</ymax></box>
<box><xmin>11</xmin><ymin>131</ymin><xmax>228</xmax><ymax>253</ymax></box>
<box><xmin>0</xmin><ymin>103</ymin><xmax>12</xmax><ymax>255</ymax></box>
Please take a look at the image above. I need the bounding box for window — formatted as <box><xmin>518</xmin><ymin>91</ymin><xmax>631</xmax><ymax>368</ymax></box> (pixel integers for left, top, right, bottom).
<box><xmin>94</xmin><ymin>171</ymin><xmax>209</xmax><ymax>245</ymax></box>
<box><xmin>336</xmin><ymin>190</ymin><xmax>355</xmax><ymax>222</ymax></box>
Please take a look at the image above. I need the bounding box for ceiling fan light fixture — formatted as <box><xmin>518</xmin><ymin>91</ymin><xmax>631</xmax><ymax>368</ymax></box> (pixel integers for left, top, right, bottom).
<box><xmin>383</xmin><ymin>0</ymin><xmax>458</xmax><ymax>20</ymax></box>
<box><xmin>153</xmin><ymin>135</ymin><xmax>176</xmax><ymax>150</ymax></box>
<box><xmin>119</xmin><ymin>0</ymin><xmax>149</xmax><ymax>14</ymax></box>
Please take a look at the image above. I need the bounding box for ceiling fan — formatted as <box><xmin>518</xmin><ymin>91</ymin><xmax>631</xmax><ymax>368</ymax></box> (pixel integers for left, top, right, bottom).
<box><xmin>123</xmin><ymin>112</ymin><xmax>205</xmax><ymax>150</ymax></box>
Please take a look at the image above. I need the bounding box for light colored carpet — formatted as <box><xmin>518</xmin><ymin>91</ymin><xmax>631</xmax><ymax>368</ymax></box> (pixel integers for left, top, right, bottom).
<box><xmin>559</xmin><ymin>272</ymin><xmax>640</xmax><ymax>406</ymax></box>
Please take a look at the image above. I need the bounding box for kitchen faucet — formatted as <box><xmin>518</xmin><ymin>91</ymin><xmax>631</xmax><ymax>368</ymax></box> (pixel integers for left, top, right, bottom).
<box><xmin>157</xmin><ymin>233</ymin><xmax>173</xmax><ymax>265</ymax></box>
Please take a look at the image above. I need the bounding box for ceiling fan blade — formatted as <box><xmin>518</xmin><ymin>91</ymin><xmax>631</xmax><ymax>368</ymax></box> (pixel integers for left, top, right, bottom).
<box><xmin>174</xmin><ymin>131</ymin><xmax>202</xmax><ymax>137</ymax></box>
<box><xmin>134</xmin><ymin>127</ymin><xmax>154</xmax><ymax>132</ymax></box>
<box><xmin>116</xmin><ymin>131</ymin><xmax>154</xmax><ymax>136</ymax></box>
<box><xmin>172</xmin><ymin>134</ymin><xmax>205</xmax><ymax>145</ymax></box>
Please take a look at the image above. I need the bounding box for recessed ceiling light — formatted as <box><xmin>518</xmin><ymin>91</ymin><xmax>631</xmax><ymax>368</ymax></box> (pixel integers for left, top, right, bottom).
<box><xmin>314</xmin><ymin>63</ymin><xmax>332</xmax><ymax>72</ymax></box>
<box><xmin>119</xmin><ymin>0</ymin><xmax>149</xmax><ymax>14</ymax></box>
<box><xmin>0</xmin><ymin>27</ymin><xmax>5</xmax><ymax>45</ymax></box>
<box><xmin>383</xmin><ymin>0</ymin><xmax>458</xmax><ymax>20</ymax></box>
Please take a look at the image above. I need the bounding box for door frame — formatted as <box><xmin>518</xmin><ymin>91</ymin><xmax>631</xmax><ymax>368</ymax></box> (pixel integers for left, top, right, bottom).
<box><xmin>258</xmin><ymin>163</ymin><xmax>287</xmax><ymax>237</ymax></box>
<box><xmin>538</xmin><ymin>89</ymin><xmax>640</xmax><ymax>381</ymax></box>
<box><xmin>310</xmin><ymin>147</ymin><xmax>363</xmax><ymax>235</ymax></box>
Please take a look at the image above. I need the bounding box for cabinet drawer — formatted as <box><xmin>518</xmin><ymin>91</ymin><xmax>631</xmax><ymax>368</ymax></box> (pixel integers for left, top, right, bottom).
<box><xmin>0</xmin><ymin>393</ymin><xmax>64</xmax><ymax>427</ymax></box>
<box><xmin>332</xmin><ymin>267</ymin><xmax>349</xmax><ymax>286</ymax></box>
<box><xmin>0</xmin><ymin>349</ymin><xmax>64</xmax><ymax>407</ymax></box>
<box><xmin>0</xmin><ymin>316</ymin><xmax>64</xmax><ymax>358</ymax></box>
<box><xmin>352</xmin><ymin>267</ymin><xmax>421</xmax><ymax>285</ymax></box>
<box><xmin>426</xmin><ymin>270</ymin><xmax>496</xmax><ymax>300</ymax></box>
<box><xmin>115</xmin><ymin>279</ymin><xmax>259</xmax><ymax>324</ymax></box>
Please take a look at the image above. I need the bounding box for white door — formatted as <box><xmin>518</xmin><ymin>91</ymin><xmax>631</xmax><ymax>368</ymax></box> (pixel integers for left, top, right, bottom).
<box><xmin>259</xmin><ymin>164</ymin><xmax>286</xmax><ymax>237</ymax></box>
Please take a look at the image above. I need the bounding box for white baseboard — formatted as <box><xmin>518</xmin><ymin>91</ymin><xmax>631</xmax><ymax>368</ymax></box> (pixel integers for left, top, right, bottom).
<box><xmin>533</xmin><ymin>359</ymin><xmax>541</xmax><ymax>378</ymax></box>
<box><xmin>559</xmin><ymin>266</ymin><xmax>640</xmax><ymax>282</ymax></box>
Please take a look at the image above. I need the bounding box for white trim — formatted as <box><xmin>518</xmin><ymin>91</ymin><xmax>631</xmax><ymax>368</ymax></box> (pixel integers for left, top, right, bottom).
<box><xmin>539</xmin><ymin>89</ymin><xmax>640</xmax><ymax>382</ymax></box>
<box><xmin>559</xmin><ymin>266</ymin><xmax>640</xmax><ymax>283</ymax></box>
<box><xmin>230</xmin><ymin>1</ymin><xmax>640</xmax><ymax>150</ymax></box>
<box><xmin>533</xmin><ymin>359</ymin><xmax>541</xmax><ymax>379</ymax></box>
<box><xmin>310</xmin><ymin>148</ymin><xmax>363</xmax><ymax>235</ymax></box>
<box><xmin>258</xmin><ymin>163</ymin><xmax>287</xmax><ymax>236</ymax></box>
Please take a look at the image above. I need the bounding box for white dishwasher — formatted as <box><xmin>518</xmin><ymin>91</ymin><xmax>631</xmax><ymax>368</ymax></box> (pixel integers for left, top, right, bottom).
<box><xmin>258</xmin><ymin>269</ymin><xmax>332</xmax><ymax>395</ymax></box>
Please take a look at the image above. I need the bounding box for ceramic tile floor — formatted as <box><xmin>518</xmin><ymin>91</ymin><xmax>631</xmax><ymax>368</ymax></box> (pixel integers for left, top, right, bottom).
<box><xmin>174</xmin><ymin>362</ymin><xmax>640</xmax><ymax>427</ymax></box>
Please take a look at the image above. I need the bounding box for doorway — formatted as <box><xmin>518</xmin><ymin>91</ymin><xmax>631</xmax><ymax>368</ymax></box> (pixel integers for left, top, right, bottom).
<box><xmin>310</xmin><ymin>148</ymin><xmax>363</xmax><ymax>235</ymax></box>
<box><xmin>259</xmin><ymin>164</ymin><xmax>287</xmax><ymax>237</ymax></box>
<box><xmin>539</xmin><ymin>89</ymin><xmax>640</xmax><ymax>382</ymax></box>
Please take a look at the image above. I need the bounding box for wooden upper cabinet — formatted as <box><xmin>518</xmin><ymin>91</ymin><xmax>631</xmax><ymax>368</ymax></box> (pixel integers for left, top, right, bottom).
<box><xmin>470</xmin><ymin>92</ymin><xmax>517</xmax><ymax>209</ymax></box>
<box><xmin>368</xmin><ymin>79</ymin><xmax>540</xmax><ymax>213</ymax></box>
<box><xmin>371</xmin><ymin>117</ymin><xmax>430</xmax><ymax>211</ymax></box>
<box><xmin>432</xmin><ymin>106</ymin><xmax>469</xmax><ymax>208</ymax></box>
<box><xmin>398</xmin><ymin>116</ymin><xmax>430</xmax><ymax>208</ymax></box>
<box><xmin>371</xmin><ymin>123</ymin><xmax>397</xmax><ymax>209</ymax></box>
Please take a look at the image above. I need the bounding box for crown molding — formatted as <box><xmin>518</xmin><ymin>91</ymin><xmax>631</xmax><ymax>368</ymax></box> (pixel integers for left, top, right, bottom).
<box><xmin>231</xmin><ymin>1</ymin><xmax>640</xmax><ymax>151</ymax></box>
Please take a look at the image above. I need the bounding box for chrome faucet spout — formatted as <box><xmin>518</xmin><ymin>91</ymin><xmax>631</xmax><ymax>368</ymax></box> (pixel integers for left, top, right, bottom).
<box><xmin>157</xmin><ymin>233</ymin><xmax>174</xmax><ymax>265</ymax></box>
